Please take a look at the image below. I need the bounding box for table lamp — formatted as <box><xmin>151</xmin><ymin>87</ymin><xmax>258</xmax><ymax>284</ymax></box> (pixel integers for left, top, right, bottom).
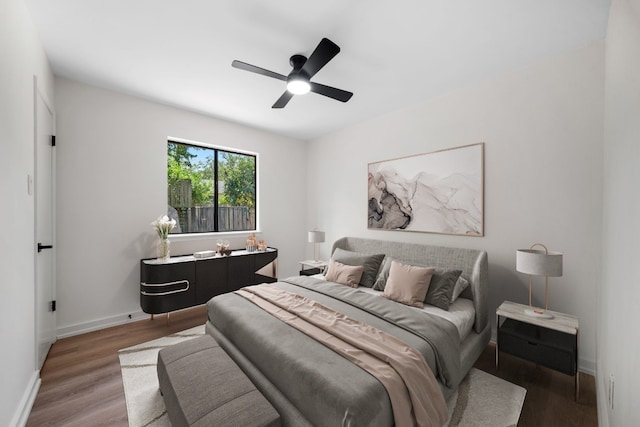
<box><xmin>516</xmin><ymin>243</ymin><xmax>563</xmax><ymax>319</ymax></box>
<box><xmin>308</xmin><ymin>230</ymin><xmax>325</xmax><ymax>262</ymax></box>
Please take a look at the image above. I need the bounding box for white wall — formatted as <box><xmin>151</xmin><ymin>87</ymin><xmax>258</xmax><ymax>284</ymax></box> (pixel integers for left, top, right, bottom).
<box><xmin>599</xmin><ymin>0</ymin><xmax>640</xmax><ymax>425</ymax></box>
<box><xmin>54</xmin><ymin>77</ymin><xmax>307</xmax><ymax>336</ymax></box>
<box><xmin>308</xmin><ymin>42</ymin><xmax>604</xmax><ymax>373</ymax></box>
<box><xmin>0</xmin><ymin>0</ymin><xmax>55</xmax><ymax>425</ymax></box>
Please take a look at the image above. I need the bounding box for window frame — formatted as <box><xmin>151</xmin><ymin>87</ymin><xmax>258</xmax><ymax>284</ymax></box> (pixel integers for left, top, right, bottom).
<box><xmin>167</xmin><ymin>136</ymin><xmax>259</xmax><ymax>237</ymax></box>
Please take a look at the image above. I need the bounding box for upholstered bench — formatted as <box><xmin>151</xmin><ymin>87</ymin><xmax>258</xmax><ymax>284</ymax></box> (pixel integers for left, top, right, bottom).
<box><xmin>157</xmin><ymin>334</ymin><xmax>281</xmax><ymax>427</ymax></box>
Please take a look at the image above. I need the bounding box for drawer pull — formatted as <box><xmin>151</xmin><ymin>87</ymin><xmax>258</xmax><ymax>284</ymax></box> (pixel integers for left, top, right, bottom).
<box><xmin>527</xmin><ymin>341</ymin><xmax>538</xmax><ymax>346</ymax></box>
<box><xmin>140</xmin><ymin>280</ymin><xmax>190</xmax><ymax>296</ymax></box>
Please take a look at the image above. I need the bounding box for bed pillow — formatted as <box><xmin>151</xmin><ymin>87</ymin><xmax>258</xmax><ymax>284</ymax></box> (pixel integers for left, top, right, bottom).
<box><xmin>329</xmin><ymin>248</ymin><xmax>385</xmax><ymax>287</ymax></box>
<box><xmin>424</xmin><ymin>269</ymin><xmax>462</xmax><ymax>310</ymax></box>
<box><xmin>383</xmin><ymin>260</ymin><xmax>435</xmax><ymax>308</ymax></box>
<box><xmin>324</xmin><ymin>259</ymin><xmax>364</xmax><ymax>288</ymax></box>
<box><xmin>451</xmin><ymin>275</ymin><xmax>470</xmax><ymax>302</ymax></box>
<box><xmin>372</xmin><ymin>256</ymin><xmax>394</xmax><ymax>291</ymax></box>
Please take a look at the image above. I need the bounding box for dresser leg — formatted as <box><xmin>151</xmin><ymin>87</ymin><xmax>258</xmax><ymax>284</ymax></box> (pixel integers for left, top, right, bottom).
<box><xmin>575</xmin><ymin>328</ymin><xmax>579</xmax><ymax>402</ymax></box>
<box><xmin>495</xmin><ymin>313</ymin><xmax>499</xmax><ymax>369</ymax></box>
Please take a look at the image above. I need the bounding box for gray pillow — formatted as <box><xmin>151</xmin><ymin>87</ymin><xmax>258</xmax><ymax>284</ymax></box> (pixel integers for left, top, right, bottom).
<box><xmin>451</xmin><ymin>275</ymin><xmax>470</xmax><ymax>302</ymax></box>
<box><xmin>372</xmin><ymin>256</ymin><xmax>394</xmax><ymax>290</ymax></box>
<box><xmin>329</xmin><ymin>248</ymin><xmax>385</xmax><ymax>287</ymax></box>
<box><xmin>424</xmin><ymin>269</ymin><xmax>462</xmax><ymax>310</ymax></box>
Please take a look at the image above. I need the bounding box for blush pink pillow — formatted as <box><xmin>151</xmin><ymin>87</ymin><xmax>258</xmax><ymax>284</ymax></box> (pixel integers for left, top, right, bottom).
<box><xmin>324</xmin><ymin>259</ymin><xmax>364</xmax><ymax>288</ymax></box>
<box><xmin>383</xmin><ymin>260</ymin><xmax>435</xmax><ymax>308</ymax></box>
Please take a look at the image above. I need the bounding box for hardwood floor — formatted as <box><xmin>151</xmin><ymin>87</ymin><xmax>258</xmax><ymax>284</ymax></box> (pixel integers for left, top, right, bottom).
<box><xmin>27</xmin><ymin>306</ymin><xmax>597</xmax><ymax>426</ymax></box>
<box><xmin>27</xmin><ymin>306</ymin><xmax>208</xmax><ymax>427</ymax></box>
<box><xmin>475</xmin><ymin>344</ymin><xmax>598</xmax><ymax>427</ymax></box>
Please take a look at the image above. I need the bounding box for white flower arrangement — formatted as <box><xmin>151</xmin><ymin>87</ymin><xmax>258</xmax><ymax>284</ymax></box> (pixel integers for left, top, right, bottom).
<box><xmin>151</xmin><ymin>215</ymin><xmax>176</xmax><ymax>240</ymax></box>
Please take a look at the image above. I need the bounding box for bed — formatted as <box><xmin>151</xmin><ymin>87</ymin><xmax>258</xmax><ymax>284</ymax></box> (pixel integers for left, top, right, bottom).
<box><xmin>206</xmin><ymin>236</ymin><xmax>490</xmax><ymax>427</ymax></box>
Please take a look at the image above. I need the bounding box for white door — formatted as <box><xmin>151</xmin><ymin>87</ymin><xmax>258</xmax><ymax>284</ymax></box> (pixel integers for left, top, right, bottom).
<box><xmin>35</xmin><ymin>79</ymin><xmax>56</xmax><ymax>369</ymax></box>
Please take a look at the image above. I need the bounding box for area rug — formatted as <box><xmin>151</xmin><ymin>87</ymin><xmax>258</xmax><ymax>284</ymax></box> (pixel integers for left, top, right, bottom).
<box><xmin>118</xmin><ymin>325</ymin><xmax>205</xmax><ymax>427</ymax></box>
<box><xmin>445</xmin><ymin>368</ymin><xmax>526</xmax><ymax>427</ymax></box>
<box><xmin>119</xmin><ymin>326</ymin><xmax>525</xmax><ymax>427</ymax></box>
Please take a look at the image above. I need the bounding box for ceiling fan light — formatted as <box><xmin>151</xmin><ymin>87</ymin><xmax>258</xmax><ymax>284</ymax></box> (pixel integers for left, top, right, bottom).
<box><xmin>287</xmin><ymin>79</ymin><xmax>311</xmax><ymax>95</ymax></box>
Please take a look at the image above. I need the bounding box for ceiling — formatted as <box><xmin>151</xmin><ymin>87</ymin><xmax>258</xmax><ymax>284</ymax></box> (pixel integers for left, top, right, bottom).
<box><xmin>24</xmin><ymin>0</ymin><xmax>610</xmax><ymax>141</ymax></box>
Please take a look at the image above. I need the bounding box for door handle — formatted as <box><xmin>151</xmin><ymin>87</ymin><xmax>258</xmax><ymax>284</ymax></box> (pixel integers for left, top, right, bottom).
<box><xmin>37</xmin><ymin>243</ymin><xmax>53</xmax><ymax>252</ymax></box>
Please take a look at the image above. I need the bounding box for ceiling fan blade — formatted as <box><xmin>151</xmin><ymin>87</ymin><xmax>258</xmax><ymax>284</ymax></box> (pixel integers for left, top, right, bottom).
<box><xmin>300</xmin><ymin>38</ymin><xmax>340</xmax><ymax>78</ymax></box>
<box><xmin>232</xmin><ymin>60</ymin><xmax>287</xmax><ymax>81</ymax></box>
<box><xmin>309</xmin><ymin>82</ymin><xmax>353</xmax><ymax>103</ymax></box>
<box><xmin>272</xmin><ymin>91</ymin><xmax>294</xmax><ymax>109</ymax></box>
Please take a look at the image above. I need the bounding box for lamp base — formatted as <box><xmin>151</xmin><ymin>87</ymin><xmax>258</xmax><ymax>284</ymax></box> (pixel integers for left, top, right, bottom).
<box><xmin>524</xmin><ymin>308</ymin><xmax>554</xmax><ymax>319</ymax></box>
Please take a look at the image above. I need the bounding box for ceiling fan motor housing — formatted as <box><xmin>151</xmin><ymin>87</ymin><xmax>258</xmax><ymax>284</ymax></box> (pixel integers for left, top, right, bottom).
<box><xmin>289</xmin><ymin>54</ymin><xmax>307</xmax><ymax>71</ymax></box>
<box><xmin>288</xmin><ymin>56</ymin><xmax>310</xmax><ymax>81</ymax></box>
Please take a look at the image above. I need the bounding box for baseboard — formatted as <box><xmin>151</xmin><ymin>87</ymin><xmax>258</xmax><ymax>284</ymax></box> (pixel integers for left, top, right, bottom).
<box><xmin>10</xmin><ymin>371</ymin><xmax>40</xmax><ymax>427</ymax></box>
<box><xmin>578</xmin><ymin>358</ymin><xmax>596</xmax><ymax>376</ymax></box>
<box><xmin>596</xmin><ymin>369</ymin><xmax>610</xmax><ymax>427</ymax></box>
<box><xmin>56</xmin><ymin>310</ymin><xmax>148</xmax><ymax>339</ymax></box>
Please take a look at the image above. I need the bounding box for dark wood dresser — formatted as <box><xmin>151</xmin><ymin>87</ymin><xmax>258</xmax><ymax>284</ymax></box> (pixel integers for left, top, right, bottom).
<box><xmin>140</xmin><ymin>248</ymin><xmax>278</xmax><ymax>315</ymax></box>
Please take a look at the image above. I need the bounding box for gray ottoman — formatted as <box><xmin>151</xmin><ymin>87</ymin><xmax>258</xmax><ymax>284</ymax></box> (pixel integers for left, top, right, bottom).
<box><xmin>157</xmin><ymin>335</ymin><xmax>281</xmax><ymax>427</ymax></box>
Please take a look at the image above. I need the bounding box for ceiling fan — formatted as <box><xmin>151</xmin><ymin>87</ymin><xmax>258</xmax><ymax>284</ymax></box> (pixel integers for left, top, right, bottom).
<box><xmin>232</xmin><ymin>38</ymin><xmax>353</xmax><ymax>109</ymax></box>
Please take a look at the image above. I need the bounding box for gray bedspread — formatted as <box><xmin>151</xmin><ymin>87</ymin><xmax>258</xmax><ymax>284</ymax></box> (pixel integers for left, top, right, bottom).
<box><xmin>207</xmin><ymin>275</ymin><xmax>462</xmax><ymax>427</ymax></box>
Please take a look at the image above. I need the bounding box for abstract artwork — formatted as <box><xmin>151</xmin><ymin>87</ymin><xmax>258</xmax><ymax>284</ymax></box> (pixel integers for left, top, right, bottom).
<box><xmin>368</xmin><ymin>143</ymin><xmax>484</xmax><ymax>236</ymax></box>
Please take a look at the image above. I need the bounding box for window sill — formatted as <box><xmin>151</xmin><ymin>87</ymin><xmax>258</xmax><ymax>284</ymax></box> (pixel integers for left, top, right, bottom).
<box><xmin>167</xmin><ymin>230</ymin><xmax>262</xmax><ymax>242</ymax></box>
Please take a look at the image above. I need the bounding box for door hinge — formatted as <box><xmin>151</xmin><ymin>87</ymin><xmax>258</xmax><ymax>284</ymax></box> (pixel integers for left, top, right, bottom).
<box><xmin>37</xmin><ymin>243</ymin><xmax>53</xmax><ymax>252</ymax></box>
<box><xmin>51</xmin><ymin>135</ymin><xmax>56</xmax><ymax>147</ymax></box>
<box><xmin>50</xmin><ymin>300</ymin><xmax>56</xmax><ymax>312</ymax></box>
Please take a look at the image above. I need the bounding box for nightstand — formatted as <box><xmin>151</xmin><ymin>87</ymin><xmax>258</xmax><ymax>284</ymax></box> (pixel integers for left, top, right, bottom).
<box><xmin>496</xmin><ymin>301</ymin><xmax>579</xmax><ymax>401</ymax></box>
<box><xmin>299</xmin><ymin>260</ymin><xmax>327</xmax><ymax>276</ymax></box>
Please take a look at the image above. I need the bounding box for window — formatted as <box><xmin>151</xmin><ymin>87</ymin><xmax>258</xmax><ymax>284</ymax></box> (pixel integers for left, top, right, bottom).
<box><xmin>167</xmin><ymin>139</ymin><xmax>257</xmax><ymax>234</ymax></box>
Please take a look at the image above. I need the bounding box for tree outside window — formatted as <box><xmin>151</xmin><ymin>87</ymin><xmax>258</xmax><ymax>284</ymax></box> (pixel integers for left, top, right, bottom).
<box><xmin>167</xmin><ymin>140</ymin><xmax>256</xmax><ymax>233</ymax></box>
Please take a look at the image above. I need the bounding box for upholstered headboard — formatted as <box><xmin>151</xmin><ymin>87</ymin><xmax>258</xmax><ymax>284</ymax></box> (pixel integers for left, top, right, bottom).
<box><xmin>332</xmin><ymin>237</ymin><xmax>489</xmax><ymax>333</ymax></box>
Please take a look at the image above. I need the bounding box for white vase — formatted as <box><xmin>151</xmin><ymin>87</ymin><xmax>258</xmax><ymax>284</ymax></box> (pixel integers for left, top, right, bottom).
<box><xmin>158</xmin><ymin>238</ymin><xmax>171</xmax><ymax>261</ymax></box>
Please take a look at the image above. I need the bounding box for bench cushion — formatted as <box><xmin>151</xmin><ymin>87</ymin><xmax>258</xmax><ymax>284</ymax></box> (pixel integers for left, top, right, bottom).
<box><xmin>157</xmin><ymin>334</ymin><xmax>280</xmax><ymax>427</ymax></box>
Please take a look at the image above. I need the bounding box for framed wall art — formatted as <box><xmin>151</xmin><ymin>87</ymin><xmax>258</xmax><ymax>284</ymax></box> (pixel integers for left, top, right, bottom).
<box><xmin>367</xmin><ymin>142</ymin><xmax>484</xmax><ymax>236</ymax></box>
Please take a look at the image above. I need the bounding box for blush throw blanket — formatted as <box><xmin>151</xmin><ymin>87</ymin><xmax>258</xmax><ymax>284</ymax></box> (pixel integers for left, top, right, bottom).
<box><xmin>236</xmin><ymin>284</ymin><xmax>448</xmax><ymax>427</ymax></box>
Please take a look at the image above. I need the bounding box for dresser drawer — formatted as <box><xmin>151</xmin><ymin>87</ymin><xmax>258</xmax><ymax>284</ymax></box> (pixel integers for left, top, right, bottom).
<box><xmin>140</xmin><ymin>260</ymin><xmax>196</xmax><ymax>314</ymax></box>
<box><xmin>498</xmin><ymin>318</ymin><xmax>576</xmax><ymax>375</ymax></box>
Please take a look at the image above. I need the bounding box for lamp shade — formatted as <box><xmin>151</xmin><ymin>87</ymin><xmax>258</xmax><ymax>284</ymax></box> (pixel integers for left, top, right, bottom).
<box><xmin>308</xmin><ymin>230</ymin><xmax>325</xmax><ymax>243</ymax></box>
<box><xmin>516</xmin><ymin>249</ymin><xmax>563</xmax><ymax>277</ymax></box>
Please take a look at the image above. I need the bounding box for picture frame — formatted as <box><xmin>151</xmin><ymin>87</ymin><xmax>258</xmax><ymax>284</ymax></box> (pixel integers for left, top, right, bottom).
<box><xmin>367</xmin><ymin>142</ymin><xmax>484</xmax><ymax>236</ymax></box>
